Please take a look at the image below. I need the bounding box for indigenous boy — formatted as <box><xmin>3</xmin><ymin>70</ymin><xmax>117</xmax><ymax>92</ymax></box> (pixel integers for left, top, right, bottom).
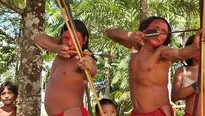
<box><xmin>34</xmin><ymin>20</ymin><xmax>97</xmax><ymax>116</ymax></box>
<box><xmin>172</xmin><ymin>35</ymin><xmax>205</xmax><ymax>116</ymax></box>
<box><xmin>0</xmin><ymin>81</ymin><xmax>18</xmax><ymax>116</ymax></box>
<box><xmin>106</xmin><ymin>16</ymin><xmax>202</xmax><ymax>116</ymax></box>
<box><xmin>95</xmin><ymin>98</ymin><xmax>117</xmax><ymax>116</ymax></box>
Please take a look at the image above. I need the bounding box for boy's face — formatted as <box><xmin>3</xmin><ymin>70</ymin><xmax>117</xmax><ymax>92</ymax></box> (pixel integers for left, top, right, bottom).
<box><xmin>144</xmin><ymin>19</ymin><xmax>168</xmax><ymax>47</ymax></box>
<box><xmin>0</xmin><ymin>87</ymin><xmax>16</xmax><ymax>106</ymax></box>
<box><xmin>62</xmin><ymin>31</ymin><xmax>85</xmax><ymax>51</ymax></box>
<box><xmin>101</xmin><ymin>104</ymin><xmax>116</xmax><ymax>116</ymax></box>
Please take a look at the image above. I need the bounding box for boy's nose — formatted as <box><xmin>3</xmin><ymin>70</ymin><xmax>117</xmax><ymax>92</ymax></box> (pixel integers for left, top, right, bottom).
<box><xmin>68</xmin><ymin>40</ymin><xmax>73</xmax><ymax>46</ymax></box>
<box><xmin>5</xmin><ymin>93</ymin><xmax>9</xmax><ymax>97</ymax></box>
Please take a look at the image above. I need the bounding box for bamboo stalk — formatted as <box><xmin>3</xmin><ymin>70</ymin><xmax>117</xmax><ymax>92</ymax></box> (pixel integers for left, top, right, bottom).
<box><xmin>200</xmin><ymin>0</ymin><xmax>205</xmax><ymax>115</ymax></box>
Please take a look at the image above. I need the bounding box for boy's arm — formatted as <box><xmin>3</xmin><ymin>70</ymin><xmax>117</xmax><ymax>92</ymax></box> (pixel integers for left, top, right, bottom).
<box><xmin>33</xmin><ymin>33</ymin><xmax>60</xmax><ymax>53</ymax></box>
<box><xmin>160</xmin><ymin>30</ymin><xmax>202</xmax><ymax>61</ymax></box>
<box><xmin>171</xmin><ymin>67</ymin><xmax>196</xmax><ymax>101</ymax></box>
<box><xmin>34</xmin><ymin>34</ymin><xmax>71</xmax><ymax>58</ymax></box>
<box><xmin>106</xmin><ymin>28</ymin><xmax>144</xmax><ymax>49</ymax></box>
<box><xmin>89</xmin><ymin>57</ymin><xmax>97</xmax><ymax>77</ymax></box>
<box><xmin>160</xmin><ymin>44</ymin><xmax>198</xmax><ymax>62</ymax></box>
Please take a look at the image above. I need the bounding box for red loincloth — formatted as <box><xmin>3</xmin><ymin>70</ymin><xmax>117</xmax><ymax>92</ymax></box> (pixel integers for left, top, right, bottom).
<box><xmin>55</xmin><ymin>106</ymin><xmax>88</xmax><ymax>116</ymax></box>
<box><xmin>131</xmin><ymin>104</ymin><xmax>174</xmax><ymax>116</ymax></box>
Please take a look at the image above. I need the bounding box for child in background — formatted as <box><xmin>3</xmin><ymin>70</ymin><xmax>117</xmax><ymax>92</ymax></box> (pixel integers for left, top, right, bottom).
<box><xmin>0</xmin><ymin>81</ymin><xmax>18</xmax><ymax>116</ymax></box>
<box><xmin>95</xmin><ymin>98</ymin><xmax>117</xmax><ymax>116</ymax></box>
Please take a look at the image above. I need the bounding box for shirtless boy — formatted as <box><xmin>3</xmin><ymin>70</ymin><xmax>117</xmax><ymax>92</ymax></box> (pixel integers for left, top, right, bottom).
<box><xmin>106</xmin><ymin>16</ymin><xmax>202</xmax><ymax>116</ymax></box>
<box><xmin>172</xmin><ymin>35</ymin><xmax>205</xmax><ymax>116</ymax></box>
<box><xmin>0</xmin><ymin>81</ymin><xmax>18</xmax><ymax>116</ymax></box>
<box><xmin>34</xmin><ymin>20</ymin><xmax>97</xmax><ymax>116</ymax></box>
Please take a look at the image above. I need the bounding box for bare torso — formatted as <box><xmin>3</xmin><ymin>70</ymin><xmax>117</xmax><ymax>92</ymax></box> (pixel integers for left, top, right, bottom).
<box><xmin>0</xmin><ymin>108</ymin><xmax>16</xmax><ymax>116</ymax></box>
<box><xmin>129</xmin><ymin>47</ymin><xmax>171</xmax><ymax>114</ymax></box>
<box><xmin>182</xmin><ymin>66</ymin><xmax>205</xmax><ymax>116</ymax></box>
<box><xmin>45</xmin><ymin>56</ymin><xmax>85</xmax><ymax>115</ymax></box>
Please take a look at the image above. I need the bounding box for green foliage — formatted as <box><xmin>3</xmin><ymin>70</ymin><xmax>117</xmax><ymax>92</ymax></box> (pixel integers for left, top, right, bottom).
<box><xmin>175</xmin><ymin>108</ymin><xmax>185</xmax><ymax>116</ymax></box>
<box><xmin>9</xmin><ymin>0</ymin><xmax>26</xmax><ymax>9</ymax></box>
<box><xmin>45</xmin><ymin>0</ymin><xmax>64</xmax><ymax>37</ymax></box>
<box><xmin>0</xmin><ymin>29</ymin><xmax>16</xmax><ymax>74</ymax></box>
<box><xmin>0</xmin><ymin>4</ymin><xmax>21</xmax><ymax>81</ymax></box>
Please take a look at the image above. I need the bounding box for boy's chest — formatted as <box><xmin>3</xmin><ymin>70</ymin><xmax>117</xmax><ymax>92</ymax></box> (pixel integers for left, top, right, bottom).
<box><xmin>130</xmin><ymin>52</ymin><xmax>169</xmax><ymax>73</ymax></box>
<box><xmin>53</xmin><ymin>58</ymin><xmax>81</xmax><ymax>72</ymax></box>
<box><xmin>0</xmin><ymin>111</ymin><xmax>16</xmax><ymax>116</ymax></box>
<box><xmin>130</xmin><ymin>52</ymin><xmax>158</xmax><ymax>67</ymax></box>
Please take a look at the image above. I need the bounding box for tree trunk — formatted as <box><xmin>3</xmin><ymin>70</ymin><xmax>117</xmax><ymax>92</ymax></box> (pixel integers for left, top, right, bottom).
<box><xmin>139</xmin><ymin>0</ymin><xmax>147</xmax><ymax>22</ymax></box>
<box><xmin>16</xmin><ymin>0</ymin><xmax>45</xmax><ymax>115</ymax></box>
<box><xmin>85</xmin><ymin>84</ymin><xmax>92</xmax><ymax>116</ymax></box>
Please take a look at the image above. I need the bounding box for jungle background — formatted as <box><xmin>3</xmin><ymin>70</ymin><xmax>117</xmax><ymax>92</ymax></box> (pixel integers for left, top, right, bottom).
<box><xmin>0</xmin><ymin>0</ymin><xmax>200</xmax><ymax>116</ymax></box>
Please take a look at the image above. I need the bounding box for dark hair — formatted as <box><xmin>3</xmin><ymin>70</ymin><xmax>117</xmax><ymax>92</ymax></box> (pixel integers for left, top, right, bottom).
<box><xmin>0</xmin><ymin>81</ymin><xmax>18</xmax><ymax>97</ymax></box>
<box><xmin>139</xmin><ymin>16</ymin><xmax>172</xmax><ymax>45</ymax></box>
<box><xmin>185</xmin><ymin>35</ymin><xmax>195</xmax><ymax>66</ymax></box>
<box><xmin>60</xmin><ymin>20</ymin><xmax>89</xmax><ymax>50</ymax></box>
<box><xmin>95</xmin><ymin>98</ymin><xmax>116</xmax><ymax>115</ymax></box>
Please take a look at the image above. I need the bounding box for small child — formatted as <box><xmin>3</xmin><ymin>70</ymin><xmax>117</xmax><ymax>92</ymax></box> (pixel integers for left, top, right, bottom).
<box><xmin>0</xmin><ymin>81</ymin><xmax>18</xmax><ymax>116</ymax></box>
<box><xmin>95</xmin><ymin>98</ymin><xmax>117</xmax><ymax>116</ymax></box>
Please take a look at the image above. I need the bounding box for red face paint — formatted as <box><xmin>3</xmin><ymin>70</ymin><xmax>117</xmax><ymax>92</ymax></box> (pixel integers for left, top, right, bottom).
<box><xmin>62</xmin><ymin>31</ymin><xmax>84</xmax><ymax>56</ymax></box>
<box><xmin>144</xmin><ymin>19</ymin><xmax>168</xmax><ymax>47</ymax></box>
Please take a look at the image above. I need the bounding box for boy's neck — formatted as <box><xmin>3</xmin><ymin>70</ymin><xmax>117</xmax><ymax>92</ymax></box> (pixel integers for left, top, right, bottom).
<box><xmin>141</xmin><ymin>42</ymin><xmax>157</xmax><ymax>52</ymax></box>
<box><xmin>2</xmin><ymin>105</ymin><xmax>16</xmax><ymax>112</ymax></box>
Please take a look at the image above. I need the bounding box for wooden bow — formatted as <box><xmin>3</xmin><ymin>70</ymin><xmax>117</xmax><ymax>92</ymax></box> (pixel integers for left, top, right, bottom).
<box><xmin>56</xmin><ymin>0</ymin><xmax>104</xmax><ymax>115</ymax></box>
<box><xmin>193</xmin><ymin>0</ymin><xmax>205</xmax><ymax>116</ymax></box>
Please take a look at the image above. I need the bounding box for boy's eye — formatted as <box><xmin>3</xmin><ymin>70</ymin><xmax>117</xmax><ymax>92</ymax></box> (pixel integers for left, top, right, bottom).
<box><xmin>8</xmin><ymin>92</ymin><xmax>13</xmax><ymax>95</ymax></box>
